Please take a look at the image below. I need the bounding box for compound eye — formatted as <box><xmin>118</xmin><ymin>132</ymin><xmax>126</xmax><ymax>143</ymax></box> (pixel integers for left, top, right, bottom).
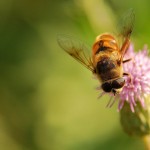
<box><xmin>112</xmin><ymin>78</ymin><xmax>125</xmax><ymax>89</ymax></box>
<box><xmin>101</xmin><ymin>82</ymin><xmax>112</xmax><ymax>92</ymax></box>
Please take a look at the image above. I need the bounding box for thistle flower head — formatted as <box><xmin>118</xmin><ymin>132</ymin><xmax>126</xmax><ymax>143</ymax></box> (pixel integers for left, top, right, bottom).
<box><xmin>119</xmin><ymin>44</ymin><xmax>150</xmax><ymax>112</ymax></box>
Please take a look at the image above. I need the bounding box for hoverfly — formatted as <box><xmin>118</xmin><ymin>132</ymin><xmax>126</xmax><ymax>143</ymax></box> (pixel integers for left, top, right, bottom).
<box><xmin>57</xmin><ymin>9</ymin><xmax>135</xmax><ymax>107</ymax></box>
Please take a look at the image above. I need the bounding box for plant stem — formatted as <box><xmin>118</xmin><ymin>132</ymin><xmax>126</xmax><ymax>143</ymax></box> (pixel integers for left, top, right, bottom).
<box><xmin>143</xmin><ymin>135</ymin><xmax>150</xmax><ymax>150</ymax></box>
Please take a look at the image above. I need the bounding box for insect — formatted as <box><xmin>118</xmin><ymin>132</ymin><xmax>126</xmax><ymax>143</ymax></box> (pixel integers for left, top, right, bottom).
<box><xmin>57</xmin><ymin>9</ymin><xmax>135</xmax><ymax>106</ymax></box>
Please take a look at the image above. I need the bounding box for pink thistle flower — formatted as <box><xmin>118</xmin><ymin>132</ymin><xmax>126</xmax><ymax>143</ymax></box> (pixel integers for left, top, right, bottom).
<box><xmin>119</xmin><ymin>44</ymin><xmax>150</xmax><ymax>112</ymax></box>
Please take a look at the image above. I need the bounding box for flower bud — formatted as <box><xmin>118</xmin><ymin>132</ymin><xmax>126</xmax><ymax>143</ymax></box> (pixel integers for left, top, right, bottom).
<box><xmin>120</xmin><ymin>97</ymin><xmax>150</xmax><ymax>136</ymax></box>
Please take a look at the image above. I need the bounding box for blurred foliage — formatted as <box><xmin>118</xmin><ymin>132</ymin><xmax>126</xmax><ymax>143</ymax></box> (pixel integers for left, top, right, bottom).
<box><xmin>0</xmin><ymin>0</ymin><xmax>149</xmax><ymax>150</ymax></box>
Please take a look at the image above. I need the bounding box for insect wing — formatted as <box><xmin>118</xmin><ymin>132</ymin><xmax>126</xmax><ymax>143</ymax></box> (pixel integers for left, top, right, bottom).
<box><xmin>115</xmin><ymin>9</ymin><xmax>135</xmax><ymax>61</ymax></box>
<box><xmin>57</xmin><ymin>34</ymin><xmax>94</xmax><ymax>72</ymax></box>
<box><xmin>117</xmin><ymin>8</ymin><xmax>135</xmax><ymax>39</ymax></box>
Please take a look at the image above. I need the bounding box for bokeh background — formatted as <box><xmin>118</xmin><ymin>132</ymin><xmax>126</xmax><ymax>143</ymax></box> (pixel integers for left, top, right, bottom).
<box><xmin>0</xmin><ymin>0</ymin><xmax>150</xmax><ymax>150</ymax></box>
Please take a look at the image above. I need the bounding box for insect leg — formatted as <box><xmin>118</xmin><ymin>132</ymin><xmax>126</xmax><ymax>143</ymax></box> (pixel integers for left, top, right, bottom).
<box><xmin>120</xmin><ymin>38</ymin><xmax>130</xmax><ymax>60</ymax></box>
<box><xmin>97</xmin><ymin>91</ymin><xmax>106</xmax><ymax>99</ymax></box>
<box><xmin>123</xmin><ymin>72</ymin><xmax>133</xmax><ymax>83</ymax></box>
<box><xmin>123</xmin><ymin>72</ymin><xmax>130</xmax><ymax>76</ymax></box>
<box><xmin>106</xmin><ymin>96</ymin><xmax>114</xmax><ymax>108</ymax></box>
<box><xmin>123</xmin><ymin>58</ymin><xmax>132</xmax><ymax>63</ymax></box>
<box><xmin>109</xmin><ymin>96</ymin><xmax>117</xmax><ymax>108</ymax></box>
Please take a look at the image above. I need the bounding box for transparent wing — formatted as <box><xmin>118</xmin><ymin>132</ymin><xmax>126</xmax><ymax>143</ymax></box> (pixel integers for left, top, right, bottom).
<box><xmin>57</xmin><ymin>34</ymin><xmax>94</xmax><ymax>72</ymax></box>
<box><xmin>115</xmin><ymin>9</ymin><xmax>135</xmax><ymax>61</ymax></box>
<box><xmin>117</xmin><ymin>8</ymin><xmax>135</xmax><ymax>39</ymax></box>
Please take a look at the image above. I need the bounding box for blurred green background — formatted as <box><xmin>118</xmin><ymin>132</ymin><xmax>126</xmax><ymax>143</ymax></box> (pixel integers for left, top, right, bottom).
<box><xmin>0</xmin><ymin>0</ymin><xmax>149</xmax><ymax>150</ymax></box>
